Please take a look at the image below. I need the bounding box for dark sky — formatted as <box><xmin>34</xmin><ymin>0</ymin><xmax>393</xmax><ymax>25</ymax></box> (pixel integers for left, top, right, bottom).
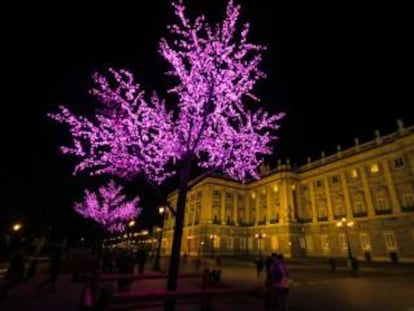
<box><xmin>2</xmin><ymin>1</ymin><xmax>413</xmax><ymax>237</ymax></box>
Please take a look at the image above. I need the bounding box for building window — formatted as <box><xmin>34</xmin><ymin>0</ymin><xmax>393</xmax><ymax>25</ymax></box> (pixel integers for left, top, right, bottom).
<box><xmin>384</xmin><ymin>232</ymin><xmax>396</xmax><ymax>250</ymax></box>
<box><xmin>299</xmin><ymin>237</ymin><xmax>306</xmax><ymax>249</ymax></box>
<box><xmin>376</xmin><ymin>196</ymin><xmax>386</xmax><ymax>210</ymax></box>
<box><xmin>321</xmin><ymin>235</ymin><xmax>330</xmax><ymax>251</ymax></box>
<box><xmin>370</xmin><ymin>163</ymin><xmax>379</xmax><ymax>173</ymax></box>
<box><xmin>212</xmin><ymin>190</ymin><xmax>222</xmax><ymax>222</ymax></box>
<box><xmin>305</xmin><ymin>236</ymin><xmax>313</xmax><ymax>250</ymax></box>
<box><xmin>332</xmin><ymin>175</ymin><xmax>340</xmax><ymax>184</ymax></box>
<box><xmin>402</xmin><ymin>192</ymin><xmax>414</xmax><ymax>208</ymax></box>
<box><xmin>248</xmin><ymin>238</ymin><xmax>253</xmax><ymax>250</ymax></box>
<box><xmin>394</xmin><ymin>157</ymin><xmax>404</xmax><ymax>168</ymax></box>
<box><xmin>226</xmin><ymin>237</ymin><xmax>234</xmax><ymax>250</ymax></box>
<box><xmin>270</xmin><ymin>189</ymin><xmax>280</xmax><ymax>221</ymax></box>
<box><xmin>353</xmin><ymin>192</ymin><xmax>367</xmax><ymax>215</ymax></box>
<box><xmin>339</xmin><ymin>233</ymin><xmax>347</xmax><ymax>249</ymax></box>
<box><xmin>334</xmin><ymin>195</ymin><xmax>346</xmax><ymax>217</ymax></box>
<box><xmin>240</xmin><ymin>237</ymin><xmax>246</xmax><ymax>250</ymax></box>
<box><xmin>317</xmin><ymin>199</ymin><xmax>328</xmax><ymax>219</ymax></box>
<box><xmin>360</xmin><ymin>233</ymin><xmax>371</xmax><ymax>250</ymax></box>
<box><xmin>375</xmin><ymin>189</ymin><xmax>390</xmax><ymax>213</ymax></box>
<box><xmin>225</xmin><ymin>192</ymin><xmax>234</xmax><ymax>223</ymax></box>
<box><xmin>316</xmin><ymin>180</ymin><xmax>323</xmax><ymax>188</ymax></box>
<box><xmin>351</xmin><ymin>169</ymin><xmax>358</xmax><ymax>178</ymax></box>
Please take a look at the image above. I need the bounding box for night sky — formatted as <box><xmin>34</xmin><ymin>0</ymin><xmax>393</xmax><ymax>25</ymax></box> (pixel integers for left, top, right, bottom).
<box><xmin>2</xmin><ymin>1</ymin><xmax>413</xmax><ymax>238</ymax></box>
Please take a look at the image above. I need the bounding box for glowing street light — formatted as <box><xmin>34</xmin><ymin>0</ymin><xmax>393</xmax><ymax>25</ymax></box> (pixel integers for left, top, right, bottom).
<box><xmin>153</xmin><ymin>206</ymin><xmax>166</xmax><ymax>271</ymax></box>
<box><xmin>126</xmin><ymin>220</ymin><xmax>136</xmax><ymax>248</ymax></box>
<box><xmin>12</xmin><ymin>223</ymin><xmax>22</xmax><ymax>232</ymax></box>
<box><xmin>336</xmin><ymin>217</ymin><xmax>354</xmax><ymax>268</ymax></box>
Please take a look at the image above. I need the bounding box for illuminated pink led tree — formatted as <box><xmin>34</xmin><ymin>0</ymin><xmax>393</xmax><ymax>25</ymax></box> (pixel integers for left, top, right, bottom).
<box><xmin>74</xmin><ymin>180</ymin><xmax>141</xmax><ymax>233</ymax></box>
<box><xmin>50</xmin><ymin>0</ymin><xmax>284</xmax><ymax>302</ymax></box>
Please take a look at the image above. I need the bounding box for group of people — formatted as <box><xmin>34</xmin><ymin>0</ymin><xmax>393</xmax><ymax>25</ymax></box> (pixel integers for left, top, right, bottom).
<box><xmin>255</xmin><ymin>253</ymin><xmax>290</xmax><ymax>311</ymax></box>
<box><xmin>101</xmin><ymin>248</ymin><xmax>149</xmax><ymax>292</ymax></box>
<box><xmin>1</xmin><ymin>246</ymin><xmax>62</xmax><ymax>299</ymax></box>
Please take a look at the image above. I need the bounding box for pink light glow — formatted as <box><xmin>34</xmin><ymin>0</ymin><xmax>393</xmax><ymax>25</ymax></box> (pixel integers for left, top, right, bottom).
<box><xmin>49</xmin><ymin>0</ymin><xmax>284</xmax><ymax>183</ymax></box>
<box><xmin>74</xmin><ymin>180</ymin><xmax>141</xmax><ymax>232</ymax></box>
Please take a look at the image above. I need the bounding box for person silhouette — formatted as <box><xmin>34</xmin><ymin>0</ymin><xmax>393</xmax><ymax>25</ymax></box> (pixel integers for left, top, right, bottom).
<box><xmin>36</xmin><ymin>247</ymin><xmax>62</xmax><ymax>293</ymax></box>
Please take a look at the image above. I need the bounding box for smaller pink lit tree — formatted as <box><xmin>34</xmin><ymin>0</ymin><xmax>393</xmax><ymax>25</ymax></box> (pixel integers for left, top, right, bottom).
<box><xmin>74</xmin><ymin>180</ymin><xmax>141</xmax><ymax>233</ymax></box>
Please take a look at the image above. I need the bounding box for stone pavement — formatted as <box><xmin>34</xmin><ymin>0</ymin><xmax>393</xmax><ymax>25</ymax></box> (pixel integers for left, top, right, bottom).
<box><xmin>1</xmin><ymin>256</ymin><xmax>413</xmax><ymax>311</ymax></box>
<box><xmin>0</xmin><ymin>274</ymin><xmax>84</xmax><ymax>311</ymax></box>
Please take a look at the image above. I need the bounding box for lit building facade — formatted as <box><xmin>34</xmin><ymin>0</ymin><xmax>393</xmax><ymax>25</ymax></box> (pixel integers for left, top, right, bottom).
<box><xmin>162</xmin><ymin>120</ymin><xmax>414</xmax><ymax>262</ymax></box>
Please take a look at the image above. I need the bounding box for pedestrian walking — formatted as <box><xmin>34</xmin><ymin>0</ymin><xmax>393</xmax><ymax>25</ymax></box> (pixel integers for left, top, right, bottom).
<box><xmin>255</xmin><ymin>257</ymin><xmax>264</xmax><ymax>280</ymax></box>
<box><xmin>351</xmin><ymin>257</ymin><xmax>359</xmax><ymax>275</ymax></box>
<box><xmin>329</xmin><ymin>257</ymin><xmax>336</xmax><ymax>272</ymax></box>
<box><xmin>36</xmin><ymin>247</ymin><xmax>62</xmax><ymax>293</ymax></box>
<box><xmin>269</xmin><ymin>254</ymin><xmax>290</xmax><ymax>311</ymax></box>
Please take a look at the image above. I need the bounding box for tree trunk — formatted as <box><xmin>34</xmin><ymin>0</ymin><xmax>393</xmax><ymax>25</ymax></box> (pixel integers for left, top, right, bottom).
<box><xmin>165</xmin><ymin>161</ymin><xmax>191</xmax><ymax>311</ymax></box>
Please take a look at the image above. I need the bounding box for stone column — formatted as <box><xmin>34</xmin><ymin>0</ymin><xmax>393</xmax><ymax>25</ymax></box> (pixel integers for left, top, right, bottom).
<box><xmin>382</xmin><ymin>159</ymin><xmax>401</xmax><ymax>214</ymax></box>
<box><xmin>280</xmin><ymin>180</ymin><xmax>289</xmax><ymax>224</ymax></box>
<box><xmin>340</xmin><ymin>172</ymin><xmax>353</xmax><ymax>219</ymax></box>
<box><xmin>200</xmin><ymin>186</ymin><xmax>213</xmax><ymax>224</ymax></box>
<box><xmin>266</xmin><ymin>188</ymin><xmax>272</xmax><ymax>224</ymax></box>
<box><xmin>360</xmin><ymin>167</ymin><xmax>376</xmax><ymax>217</ymax></box>
<box><xmin>310</xmin><ymin>181</ymin><xmax>317</xmax><ymax>223</ymax></box>
<box><xmin>220</xmin><ymin>190</ymin><xmax>225</xmax><ymax>224</ymax></box>
<box><xmin>324</xmin><ymin>177</ymin><xmax>334</xmax><ymax>221</ymax></box>
<box><xmin>233</xmin><ymin>192</ymin><xmax>238</xmax><ymax>225</ymax></box>
<box><xmin>287</xmin><ymin>182</ymin><xmax>297</xmax><ymax>222</ymax></box>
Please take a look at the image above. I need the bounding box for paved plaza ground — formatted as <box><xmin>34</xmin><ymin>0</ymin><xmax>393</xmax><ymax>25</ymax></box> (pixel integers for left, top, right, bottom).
<box><xmin>1</xmin><ymin>256</ymin><xmax>414</xmax><ymax>310</ymax></box>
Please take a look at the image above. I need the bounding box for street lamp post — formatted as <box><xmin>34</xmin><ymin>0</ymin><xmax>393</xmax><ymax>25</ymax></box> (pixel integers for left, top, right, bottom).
<box><xmin>255</xmin><ymin>232</ymin><xmax>266</xmax><ymax>257</ymax></box>
<box><xmin>209</xmin><ymin>234</ymin><xmax>217</xmax><ymax>258</ymax></box>
<box><xmin>336</xmin><ymin>217</ymin><xmax>354</xmax><ymax>269</ymax></box>
<box><xmin>200</xmin><ymin>241</ymin><xmax>205</xmax><ymax>258</ymax></box>
<box><xmin>153</xmin><ymin>206</ymin><xmax>166</xmax><ymax>271</ymax></box>
<box><xmin>127</xmin><ymin>220</ymin><xmax>136</xmax><ymax>248</ymax></box>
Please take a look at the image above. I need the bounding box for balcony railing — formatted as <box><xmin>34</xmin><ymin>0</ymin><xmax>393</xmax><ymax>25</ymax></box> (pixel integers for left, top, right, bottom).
<box><xmin>269</xmin><ymin>219</ymin><xmax>279</xmax><ymax>224</ymax></box>
<box><xmin>375</xmin><ymin>209</ymin><xmax>392</xmax><ymax>215</ymax></box>
<box><xmin>317</xmin><ymin>216</ymin><xmax>328</xmax><ymax>222</ymax></box>
<box><xmin>238</xmin><ymin>221</ymin><xmax>254</xmax><ymax>227</ymax></box>
<box><xmin>353</xmin><ymin>211</ymin><xmax>368</xmax><ymax>218</ymax></box>
<box><xmin>212</xmin><ymin>218</ymin><xmax>221</xmax><ymax>224</ymax></box>
<box><xmin>401</xmin><ymin>206</ymin><xmax>414</xmax><ymax>212</ymax></box>
<box><xmin>226</xmin><ymin>220</ymin><xmax>235</xmax><ymax>226</ymax></box>
<box><xmin>297</xmin><ymin>218</ymin><xmax>312</xmax><ymax>223</ymax></box>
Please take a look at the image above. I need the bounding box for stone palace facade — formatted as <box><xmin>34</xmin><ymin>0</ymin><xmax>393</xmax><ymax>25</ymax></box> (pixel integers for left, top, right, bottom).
<box><xmin>161</xmin><ymin>120</ymin><xmax>414</xmax><ymax>262</ymax></box>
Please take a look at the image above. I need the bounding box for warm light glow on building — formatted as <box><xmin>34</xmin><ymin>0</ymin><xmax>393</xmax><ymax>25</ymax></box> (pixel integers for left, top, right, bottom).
<box><xmin>351</xmin><ymin>169</ymin><xmax>358</xmax><ymax>178</ymax></box>
<box><xmin>370</xmin><ymin>163</ymin><xmax>379</xmax><ymax>173</ymax></box>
